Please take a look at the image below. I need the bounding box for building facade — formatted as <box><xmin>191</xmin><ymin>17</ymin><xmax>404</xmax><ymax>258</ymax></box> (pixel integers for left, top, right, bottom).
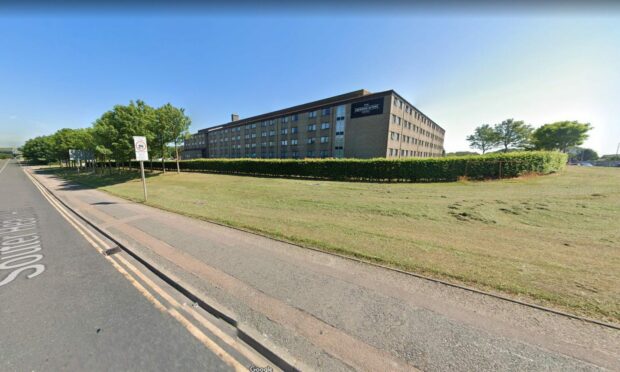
<box><xmin>182</xmin><ymin>89</ymin><xmax>445</xmax><ymax>160</ymax></box>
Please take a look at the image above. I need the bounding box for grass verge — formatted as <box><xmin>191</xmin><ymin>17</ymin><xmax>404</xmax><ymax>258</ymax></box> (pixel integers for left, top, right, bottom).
<box><xmin>41</xmin><ymin>166</ymin><xmax>620</xmax><ymax>323</ymax></box>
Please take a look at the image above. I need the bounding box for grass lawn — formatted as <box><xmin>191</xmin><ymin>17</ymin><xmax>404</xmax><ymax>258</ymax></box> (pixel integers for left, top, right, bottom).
<box><xmin>45</xmin><ymin>166</ymin><xmax>620</xmax><ymax>323</ymax></box>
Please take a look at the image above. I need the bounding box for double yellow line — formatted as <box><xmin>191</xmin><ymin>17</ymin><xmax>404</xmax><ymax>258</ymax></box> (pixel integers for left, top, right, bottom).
<box><xmin>25</xmin><ymin>169</ymin><xmax>271</xmax><ymax>372</ymax></box>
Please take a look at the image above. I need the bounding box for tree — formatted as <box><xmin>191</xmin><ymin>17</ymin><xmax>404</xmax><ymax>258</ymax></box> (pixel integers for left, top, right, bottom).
<box><xmin>21</xmin><ymin>135</ymin><xmax>54</xmax><ymax>164</ymax></box>
<box><xmin>152</xmin><ymin>104</ymin><xmax>176</xmax><ymax>173</ymax></box>
<box><xmin>466</xmin><ymin>124</ymin><xmax>500</xmax><ymax>154</ymax></box>
<box><xmin>154</xmin><ymin>104</ymin><xmax>191</xmax><ymax>173</ymax></box>
<box><xmin>494</xmin><ymin>119</ymin><xmax>533</xmax><ymax>153</ymax></box>
<box><xmin>92</xmin><ymin>100</ymin><xmax>156</xmax><ymax>170</ymax></box>
<box><xmin>532</xmin><ymin>121</ymin><xmax>592</xmax><ymax>152</ymax></box>
<box><xmin>568</xmin><ymin>147</ymin><xmax>598</xmax><ymax>162</ymax></box>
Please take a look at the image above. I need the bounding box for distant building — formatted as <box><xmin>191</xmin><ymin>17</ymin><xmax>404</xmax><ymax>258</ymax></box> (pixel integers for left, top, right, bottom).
<box><xmin>183</xmin><ymin>89</ymin><xmax>445</xmax><ymax>159</ymax></box>
<box><xmin>0</xmin><ymin>147</ymin><xmax>18</xmax><ymax>157</ymax></box>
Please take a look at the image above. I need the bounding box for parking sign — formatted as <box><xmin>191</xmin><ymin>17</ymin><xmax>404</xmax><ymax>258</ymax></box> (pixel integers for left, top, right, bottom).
<box><xmin>133</xmin><ymin>136</ymin><xmax>149</xmax><ymax>161</ymax></box>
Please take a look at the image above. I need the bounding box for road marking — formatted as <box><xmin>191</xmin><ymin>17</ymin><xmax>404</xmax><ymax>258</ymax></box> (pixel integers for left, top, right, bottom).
<box><xmin>114</xmin><ymin>253</ymin><xmax>269</xmax><ymax>368</ymax></box>
<box><xmin>0</xmin><ymin>214</ymin><xmax>46</xmax><ymax>287</ymax></box>
<box><xmin>24</xmin><ymin>169</ymin><xmax>262</xmax><ymax>372</ymax></box>
<box><xmin>0</xmin><ymin>159</ymin><xmax>9</xmax><ymax>175</ymax></box>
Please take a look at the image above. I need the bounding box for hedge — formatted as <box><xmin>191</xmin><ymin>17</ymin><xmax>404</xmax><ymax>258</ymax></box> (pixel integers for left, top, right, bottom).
<box><xmin>130</xmin><ymin>151</ymin><xmax>567</xmax><ymax>182</ymax></box>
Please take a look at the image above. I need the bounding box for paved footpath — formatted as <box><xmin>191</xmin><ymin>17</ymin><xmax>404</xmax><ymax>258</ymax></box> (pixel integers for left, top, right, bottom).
<box><xmin>28</xmin><ymin>164</ymin><xmax>620</xmax><ymax>371</ymax></box>
<box><xmin>0</xmin><ymin>159</ymin><xmax>260</xmax><ymax>371</ymax></box>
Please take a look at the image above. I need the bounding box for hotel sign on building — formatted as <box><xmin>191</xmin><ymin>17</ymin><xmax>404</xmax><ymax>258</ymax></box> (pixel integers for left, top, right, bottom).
<box><xmin>350</xmin><ymin>98</ymin><xmax>384</xmax><ymax>118</ymax></box>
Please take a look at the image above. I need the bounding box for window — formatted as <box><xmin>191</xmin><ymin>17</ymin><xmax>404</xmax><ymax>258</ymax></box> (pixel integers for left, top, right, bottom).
<box><xmin>397</xmin><ymin>117</ymin><xmax>401</xmax><ymax>126</ymax></box>
<box><xmin>281</xmin><ymin>140</ymin><xmax>288</xmax><ymax>146</ymax></box>
<box><xmin>320</xmin><ymin>136</ymin><xmax>329</xmax><ymax>143</ymax></box>
<box><xmin>251</xmin><ymin>133</ymin><xmax>257</xmax><ymax>138</ymax></box>
<box><xmin>392</xmin><ymin>114</ymin><xmax>397</xmax><ymax>123</ymax></box>
<box><xmin>245</xmin><ymin>134</ymin><xmax>250</xmax><ymax>139</ymax></box>
<box><xmin>262</xmin><ymin>131</ymin><xmax>267</xmax><ymax>137</ymax></box>
<box><xmin>291</xmin><ymin>114</ymin><xmax>298</xmax><ymax>122</ymax></box>
<box><xmin>319</xmin><ymin>150</ymin><xmax>328</xmax><ymax>158</ymax></box>
<box><xmin>321</xmin><ymin>122</ymin><xmax>330</xmax><ymax>130</ymax></box>
<box><xmin>281</xmin><ymin>128</ymin><xmax>288</xmax><ymax>135</ymax></box>
<box><xmin>307</xmin><ymin>150</ymin><xmax>314</xmax><ymax>157</ymax></box>
<box><xmin>281</xmin><ymin>116</ymin><xmax>288</xmax><ymax>123</ymax></box>
<box><xmin>307</xmin><ymin>124</ymin><xmax>316</xmax><ymax>132</ymax></box>
<box><xmin>307</xmin><ymin>138</ymin><xmax>315</xmax><ymax>144</ymax></box>
<box><xmin>291</xmin><ymin>127</ymin><xmax>298</xmax><ymax>134</ymax></box>
<box><xmin>308</xmin><ymin>111</ymin><xmax>317</xmax><ymax>118</ymax></box>
<box><xmin>261</xmin><ymin>142</ymin><xmax>267</xmax><ymax>147</ymax></box>
<box><xmin>251</xmin><ymin>123</ymin><xmax>256</xmax><ymax>129</ymax></box>
<box><xmin>291</xmin><ymin>139</ymin><xmax>298</xmax><ymax>145</ymax></box>
<box><xmin>321</xmin><ymin>108</ymin><xmax>331</xmax><ymax>116</ymax></box>
<box><xmin>292</xmin><ymin>151</ymin><xmax>299</xmax><ymax>159</ymax></box>
<box><xmin>269</xmin><ymin>130</ymin><xmax>275</xmax><ymax>136</ymax></box>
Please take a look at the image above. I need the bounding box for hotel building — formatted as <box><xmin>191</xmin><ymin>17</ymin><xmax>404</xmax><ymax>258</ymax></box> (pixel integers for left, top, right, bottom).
<box><xmin>182</xmin><ymin>89</ymin><xmax>445</xmax><ymax>159</ymax></box>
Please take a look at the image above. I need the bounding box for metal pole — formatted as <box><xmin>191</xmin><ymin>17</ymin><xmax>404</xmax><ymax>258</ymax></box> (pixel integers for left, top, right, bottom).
<box><xmin>140</xmin><ymin>161</ymin><xmax>147</xmax><ymax>202</ymax></box>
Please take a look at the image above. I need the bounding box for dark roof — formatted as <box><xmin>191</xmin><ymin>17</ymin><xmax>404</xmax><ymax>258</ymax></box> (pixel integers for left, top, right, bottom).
<box><xmin>198</xmin><ymin>89</ymin><xmax>444</xmax><ymax>133</ymax></box>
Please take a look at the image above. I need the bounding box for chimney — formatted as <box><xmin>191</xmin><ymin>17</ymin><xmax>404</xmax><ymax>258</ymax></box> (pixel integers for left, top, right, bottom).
<box><xmin>231</xmin><ymin>113</ymin><xmax>239</xmax><ymax>122</ymax></box>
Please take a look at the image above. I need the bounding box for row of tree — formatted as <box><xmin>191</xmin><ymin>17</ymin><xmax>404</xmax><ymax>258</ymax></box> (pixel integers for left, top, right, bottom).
<box><xmin>466</xmin><ymin>119</ymin><xmax>592</xmax><ymax>154</ymax></box>
<box><xmin>21</xmin><ymin>100</ymin><xmax>191</xmax><ymax>173</ymax></box>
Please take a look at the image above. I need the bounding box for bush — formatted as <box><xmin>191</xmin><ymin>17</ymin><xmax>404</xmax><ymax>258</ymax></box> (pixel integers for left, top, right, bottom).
<box><xmin>131</xmin><ymin>151</ymin><xmax>567</xmax><ymax>182</ymax></box>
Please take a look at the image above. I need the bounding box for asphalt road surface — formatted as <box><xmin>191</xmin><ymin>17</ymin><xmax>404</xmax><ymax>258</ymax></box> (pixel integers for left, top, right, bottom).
<box><xmin>0</xmin><ymin>159</ymin><xmax>243</xmax><ymax>371</ymax></box>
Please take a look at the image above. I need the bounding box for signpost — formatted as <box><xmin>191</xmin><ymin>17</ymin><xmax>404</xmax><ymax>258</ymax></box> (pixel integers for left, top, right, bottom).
<box><xmin>133</xmin><ymin>136</ymin><xmax>149</xmax><ymax>202</ymax></box>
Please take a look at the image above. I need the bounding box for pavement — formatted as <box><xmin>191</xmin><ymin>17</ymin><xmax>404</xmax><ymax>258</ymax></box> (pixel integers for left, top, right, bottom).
<box><xmin>20</xmin><ymin>162</ymin><xmax>620</xmax><ymax>371</ymax></box>
<box><xmin>0</xmin><ymin>159</ymin><xmax>272</xmax><ymax>371</ymax></box>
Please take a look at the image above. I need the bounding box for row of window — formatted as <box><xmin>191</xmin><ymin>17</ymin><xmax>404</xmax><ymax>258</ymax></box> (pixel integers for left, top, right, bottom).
<box><xmin>388</xmin><ymin>148</ymin><xmax>438</xmax><ymax>158</ymax></box>
<box><xmin>208</xmin><ymin>150</ymin><xmax>331</xmax><ymax>159</ymax></box>
<box><xmin>210</xmin><ymin>124</ymin><xmax>332</xmax><ymax>143</ymax></box>
<box><xmin>392</xmin><ymin>97</ymin><xmax>444</xmax><ymax>134</ymax></box>
<box><xmin>389</xmin><ymin>131</ymin><xmax>442</xmax><ymax>148</ymax></box>
<box><xmin>215</xmin><ymin>108</ymin><xmax>333</xmax><ymax>135</ymax></box>
<box><xmin>391</xmin><ymin>114</ymin><xmax>443</xmax><ymax>141</ymax></box>
<box><xmin>212</xmin><ymin>136</ymin><xmax>330</xmax><ymax>149</ymax></box>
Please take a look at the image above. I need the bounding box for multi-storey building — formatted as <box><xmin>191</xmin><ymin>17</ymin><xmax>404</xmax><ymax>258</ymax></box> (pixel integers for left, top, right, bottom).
<box><xmin>182</xmin><ymin>89</ymin><xmax>445</xmax><ymax>159</ymax></box>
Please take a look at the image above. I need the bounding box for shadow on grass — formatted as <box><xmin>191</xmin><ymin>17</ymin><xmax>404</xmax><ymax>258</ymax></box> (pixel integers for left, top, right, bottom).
<box><xmin>34</xmin><ymin>167</ymin><xmax>163</xmax><ymax>190</ymax></box>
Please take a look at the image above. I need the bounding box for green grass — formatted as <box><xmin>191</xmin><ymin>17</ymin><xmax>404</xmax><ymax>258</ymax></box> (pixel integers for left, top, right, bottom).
<box><xmin>43</xmin><ymin>166</ymin><xmax>620</xmax><ymax>323</ymax></box>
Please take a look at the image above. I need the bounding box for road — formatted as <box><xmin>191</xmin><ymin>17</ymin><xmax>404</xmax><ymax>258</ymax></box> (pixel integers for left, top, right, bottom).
<box><xmin>21</xmin><ymin>162</ymin><xmax>620</xmax><ymax>371</ymax></box>
<box><xmin>0</xmin><ymin>159</ymin><xmax>272</xmax><ymax>371</ymax></box>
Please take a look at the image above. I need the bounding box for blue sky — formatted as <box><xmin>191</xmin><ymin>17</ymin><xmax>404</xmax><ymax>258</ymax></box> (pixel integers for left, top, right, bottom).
<box><xmin>1</xmin><ymin>7</ymin><xmax>619</xmax><ymax>154</ymax></box>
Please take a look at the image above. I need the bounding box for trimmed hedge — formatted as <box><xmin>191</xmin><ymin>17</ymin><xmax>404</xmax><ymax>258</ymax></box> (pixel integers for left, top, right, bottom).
<box><xmin>132</xmin><ymin>151</ymin><xmax>567</xmax><ymax>182</ymax></box>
